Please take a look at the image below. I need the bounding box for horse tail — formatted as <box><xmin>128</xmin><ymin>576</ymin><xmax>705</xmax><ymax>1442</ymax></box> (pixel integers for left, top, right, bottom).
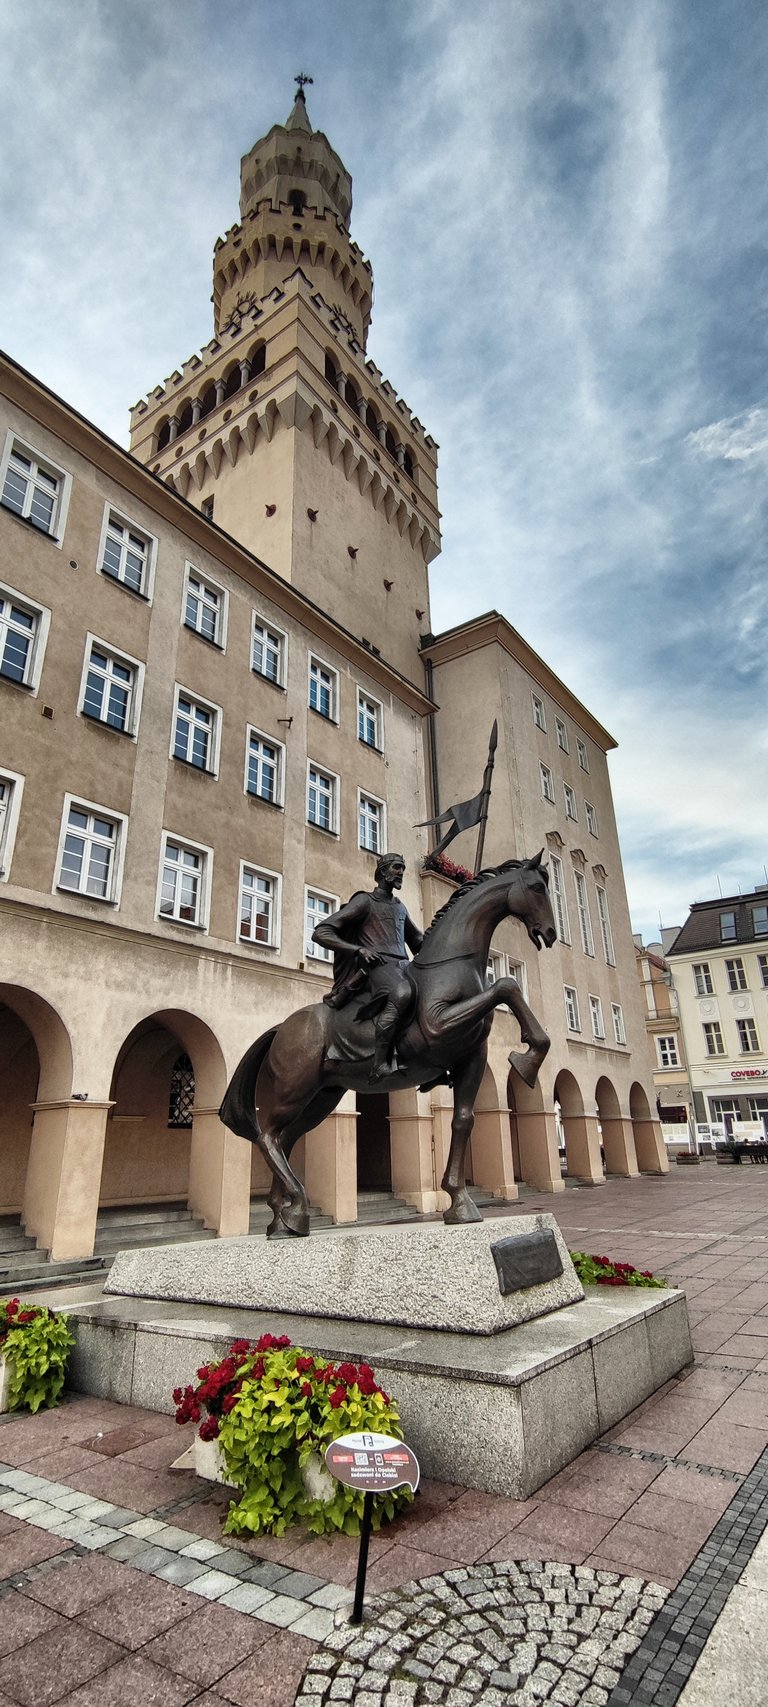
<box><xmin>219</xmin><ymin>1028</ymin><xmax>277</xmax><ymax>1144</ymax></box>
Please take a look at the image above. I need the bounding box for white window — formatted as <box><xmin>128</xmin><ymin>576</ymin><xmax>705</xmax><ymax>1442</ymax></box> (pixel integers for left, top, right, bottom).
<box><xmin>0</xmin><ymin>769</ymin><xmax>24</xmax><ymax>881</ymax></box>
<box><xmin>0</xmin><ymin>436</ymin><xmax>70</xmax><ymax>543</ymax></box>
<box><xmin>759</xmin><ymin>954</ymin><xmax>768</xmax><ymax>990</ymax></box>
<box><xmin>540</xmin><ymin>762</ymin><xmax>555</xmax><ymax>804</ymax></box>
<box><xmin>239</xmin><ymin>863</ymin><xmax>280</xmax><ymax>948</ymax></box>
<box><xmin>555</xmin><ymin>717</ymin><xmax>569</xmax><ymax>752</ymax></box>
<box><xmin>309</xmin><ymin>655</ymin><xmax>338</xmax><ymax>721</ymax></box>
<box><xmin>306</xmin><ymin>887</ymin><xmax>339</xmax><ymax>960</ymax></box>
<box><xmin>577</xmin><ymin>738</ymin><xmax>589</xmax><ymax>772</ymax></box>
<box><xmin>532</xmin><ymin>693</ymin><xmax>547</xmax><ymax>732</ymax></box>
<box><xmin>0</xmin><ymin>585</ymin><xmax>50</xmax><ymax>693</ymax></box>
<box><xmin>585</xmin><ymin>802</ymin><xmax>598</xmax><ymax>837</ymax></box>
<box><xmin>98</xmin><ymin>508</ymin><xmax>155</xmax><ymax>597</ymax></box>
<box><xmin>737</xmin><ymin>1018</ymin><xmax>760</xmax><ymax>1054</ymax></box>
<box><xmin>564</xmin><ymin>985</ymin><xmax>581</xmax><ymax>1032</ymax></box>
<box><xmin>611</xmin><ymin>1003</ymin><xmax>626</xmax><ymax>1046</ymax></box>
<box><xmin>307</xmin><ymin>763</ymin><xmax>338</xmax><ymax>833</ymax></box>
<box><xmin>358</xmin><ymin>691</ymin><xmax>383</xmax><ymax>749</ymax></box>
<box><xmin>573</xmin><ymin>869</ymin><xmax>595</xmax><ymax>956</ymax></box>
<box><xmin>752</xmin><ymin>904</ymin><xmax>768</xmax><ymax>938</ymax></box>
<box><xmin>703</xmin><ymin>1020</ymin><xmax>725</xmax><ymax>1057</ymax></box>
<box><xmin>183</xmin><ymin>565</ymin><xmax>227</xmax><ymax>647</ymax></box>
<box><xmin>79</xmin><ymin>637</ymin><xmax>142</xmax><ymax>737</ymax></box>
<box><xmin>245</xmin><ymin>728</ymin><xmax>283</xmax><ymax>806</ymax></box>
<box><xmin>252</xmin><ymin>616</ymin><xmax>287</xmax><ymax>686</ymax></box>
<box><xmin>564</xmin><ymin>783</ymin><xmax>578</xmax><ymax>822</ymax></box>
<box><xmin>359</xmin><ymin>791</ymin><xmax>385</xmax><ymax>853</ymax></box>
<box><xmin>487</xmin><ymin>950</ymin><xmax>506</xmax><ymax>985</ymax></box>
<box><xmin>508</xmin><ymin>958</ymin><xmax>528</xmax><ymax>1000</ymax></box>
<box><xmin>550</xmin><ymin>854</ymin><xmax>570</xmax><ymax>944</ymax></box>
<box><xmin>720</xmin><ymin>910</ymin><xmax>737</xmax><ymax>943</ymax></box>
<box><xmin>595</xmin><ymin>884</ymin><xmax>615</xmax><ymax>965</ymax></box>
<box><xmin>693</xmin><ymin>962</ymin><xmax>713</xmax><ymax>996</ymax></box>
<box><xmin>725</xmin><ymin>957</ymin><xmax>748</xmax><ymax>993</ymax></box>
<box><xmin>589</xmin><ymin>995</ymin><xmax>605</xmax><ymax>1039</ymax></box>
<box><xmin>172</xmin><ymin>687</ymin><xmax>221</xmax><ymax>775</ymax></box>
<box><xmin>657</xmin><ymin>1035</ymin><xmax>680</xmax><ymax>1068</ymax></box>
<box><xmin>158</xmin><ymin>834</ymin><xmax>211</xmax><ymax>928</ymax></box>
<box><xmin>56</xmin><ymin>798</ymin><xmax>126</xmax><ymax>903</ymax></box>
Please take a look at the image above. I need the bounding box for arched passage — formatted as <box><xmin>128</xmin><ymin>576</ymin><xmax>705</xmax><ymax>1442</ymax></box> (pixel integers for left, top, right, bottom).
<box><xmin>356</xmin><ymin>1091</ymin><xmax>392</xmax><ymax>1194</ymax></box>
<box><xmin>104</xmin><ymin>1009</ymin><xmax>249</xmax><ymax>1236</ymax></box>
<box><xmin>596</xmin><ymin>1075</ymin><xmax>638</xmax><ymax>1178</ymax></box>
<box><xmin>467</xmin><ymin>1064</ymin><xmax>517</xmax><ymax>1201</ymax></box>
<box><xmin>630</xmin><ymin>1081</ymin><xmax>668</xmax><ymax>1175</ymax></box>
<box><xmin>554</xmin><ymin>1068</ymin><xmax>604</xmax><ymax>1185</ymax></box>
<box><xmin>0</xmin><ymin>985</ymin><xmax>89</xmax><ymax>1256</ymax></box>
<box><xmin>506</xmin><ymin>1070</ymin><xmax>562</xmax><ymax>1192</ymax></box>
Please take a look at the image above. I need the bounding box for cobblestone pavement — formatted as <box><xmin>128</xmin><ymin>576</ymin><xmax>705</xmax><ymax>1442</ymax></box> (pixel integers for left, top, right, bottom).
<box><xmin>296</xmin><ymin>1563</ymin><xmax>667</xmax><ymax>1705</ymax></box>
<box><xmin>0</xmin><ymin>1164</ymin><xmax>767</xmax><ymax>1703</ymax></box>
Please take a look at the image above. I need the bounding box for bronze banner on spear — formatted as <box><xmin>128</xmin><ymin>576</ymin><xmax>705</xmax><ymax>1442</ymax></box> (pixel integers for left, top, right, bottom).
<box><xmin>416</xmin><ymin>720</ymin><xmax>498</xmax><ymax>875</ymax></box>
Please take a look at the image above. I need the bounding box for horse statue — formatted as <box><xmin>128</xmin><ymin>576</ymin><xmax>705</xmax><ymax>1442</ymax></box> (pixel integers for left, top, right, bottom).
<box><xmin>220</xmin><ymin>853</ymin><xmax>557</xmax><ymax>1238</ymax></box>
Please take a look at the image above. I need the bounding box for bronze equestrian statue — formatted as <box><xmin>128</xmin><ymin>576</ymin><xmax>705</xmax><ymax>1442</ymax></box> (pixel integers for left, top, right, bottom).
<box><xmin>220</xmin><ymin>853</ymin><xmax>557</xmax><ymax>1237</ymax></box>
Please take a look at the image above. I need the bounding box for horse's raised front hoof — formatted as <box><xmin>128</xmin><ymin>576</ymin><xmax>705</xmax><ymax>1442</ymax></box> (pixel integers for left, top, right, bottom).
<box><xmin>443</xmin><ymin>1189</ymin><xmax>482</xmax><ymax>1225</ymax></box>
<box><xmin>279</xmin><ymin>1201</ymin><xmax>310</xmax><ymax>1238</ymax></box>
<box><xmin>509</xmin><ymin>1043</ymin><xmax>548</xmax><ymax>1089</ymax></box>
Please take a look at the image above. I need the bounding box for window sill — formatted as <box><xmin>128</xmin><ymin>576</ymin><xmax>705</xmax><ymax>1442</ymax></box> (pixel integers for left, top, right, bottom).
<box><xmin>0</xmin><ymin>502</ymin><xmax>59</xmax><ymax>544</ymax></box>
<box><xmin>157</xmin><ymin>914</ymin><xmax>207</xmax><ymax>931</ymax></box>
<box><xmin>252</xmin><ymin>670</ymin><xmax>287</xmax><ymax>691</ymax></box>
<box><xmin>100</xmin><ymin>569</ymin><xmax>151</xmax><ymax>603</ymax></box>
<box><xmin>358</xmin><ymin>739</ymin><xmax>384</xmax><ymax>755</ymax></box>
<box><xmin>239</xmin><ymin>936</ymin><xmax>279</xmax><ymax>951</ymax></box>
<box><xmin>309</xmin><ymin>707</ymin><xmax>339</xmax><ymax>725</ymax></box>
<box><xmin>246</xmin><ymin>792</ymin><xmax>283</xmax><ymax>810</ymax></box>
<box><xmin>81</xmin><ymin>710</ymin><xmax>133</xmax><ymax>737</ymax></box>
<box><xmin>307</xmin><ymin>821</ymin><xmax>339</xmax><ymax>838</ymax></box>
<box><xmin>56</xmin><ymin>885</ymin><xmax>118</xmax><ymax>906</ymax></box>
<box><xmin>173</xmin><ymin>755</ymin><xmax>216</xmax><ymax>777</ymax></box>
<box><xmin>184</xmin><ymin>622</ymin><xmax>224</xmax><ymax>651</ymax></box>
<box><xmin>0</xmin><ymin>673</ymin><xmax>33</xmax><ymax>691</ymax></box>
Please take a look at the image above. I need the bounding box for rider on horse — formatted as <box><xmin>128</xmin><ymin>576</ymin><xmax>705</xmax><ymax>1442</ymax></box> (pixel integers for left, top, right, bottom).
<box><xmin>311</xmin><ymin>852</ymin><xmax>423</xmax><ymax>1082</ymax></box>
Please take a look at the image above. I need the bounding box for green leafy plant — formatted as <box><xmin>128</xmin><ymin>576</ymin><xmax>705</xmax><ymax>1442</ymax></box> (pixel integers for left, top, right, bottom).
<box><xmin>1</xmin><ymin>1297</ymin><xmax>74</xmax><ymax>1413</ymax></box>
<box><xmin>570</xmin><ymin>1252</ymin><xmax>667</xmax><ymax>1289</ymax></box>
<box><xmin>173</xmin><ymin>1332</ymin><xmax>413</xmax><ymax>1539</ymax></box>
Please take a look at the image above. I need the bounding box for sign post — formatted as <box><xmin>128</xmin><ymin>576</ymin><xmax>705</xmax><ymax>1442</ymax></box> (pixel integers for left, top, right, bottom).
<box><xmin>324</xmin><ymin>1431</ymin><xmax>420</xmax><ymax>1625</ymax></box>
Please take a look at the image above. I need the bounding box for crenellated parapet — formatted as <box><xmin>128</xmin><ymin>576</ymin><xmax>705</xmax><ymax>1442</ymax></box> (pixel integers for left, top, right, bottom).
<box><xmin>212</xmin><ymin>195</ymin><xmax>373</xmax><ymax>345</ymax></box>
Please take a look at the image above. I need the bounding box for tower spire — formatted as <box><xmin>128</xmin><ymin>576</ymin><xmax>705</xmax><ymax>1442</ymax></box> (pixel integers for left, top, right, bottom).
<box><xmin>286</xmin><ymin>72</ymin><xmax>313</xmax><ymax>130</ymax></box>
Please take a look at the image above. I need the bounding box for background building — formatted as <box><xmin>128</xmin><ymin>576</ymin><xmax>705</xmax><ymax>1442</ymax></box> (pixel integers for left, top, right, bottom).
<box><xmin>633</xmin><ymin>936</ymin><xmax>694</xmax><ymax>1150</ymax></box>
<box><xmin>665</xmin><ymin>888</ymin><xmax>768</xmax><ymax>1139</ymax></box>
<box><xmin>0</xmin><ymin>88</ymin><xmax>665</xmax><ymax>1269</ymax></box>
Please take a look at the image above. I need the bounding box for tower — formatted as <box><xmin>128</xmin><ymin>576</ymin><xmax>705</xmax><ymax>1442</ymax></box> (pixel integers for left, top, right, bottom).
<box><xmin>129</xmin><ymin>83</ymin><xmax>441</xmax><ymax>684</ymax></box>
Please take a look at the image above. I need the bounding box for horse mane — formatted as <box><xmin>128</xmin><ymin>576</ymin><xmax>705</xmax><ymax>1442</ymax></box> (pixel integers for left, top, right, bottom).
<box><xmin>420</xmin><ymin>858</ymin><xmax>525</xmax><ymax>948</ymax></box>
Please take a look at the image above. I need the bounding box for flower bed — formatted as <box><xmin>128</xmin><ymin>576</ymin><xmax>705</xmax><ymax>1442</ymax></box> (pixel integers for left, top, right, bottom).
<box><xmin>173</xmin><ymin>1332</ymin><xmax>412</xmax><ymax>1538</ymax></box>
<box><xmin>423</xmin><ymin>851</ymin><xmax>474</xmax><ymax>885</ymax></box>
<box><xmin>0</xmin><ymin>1297</ymin><xmax>74</xmax><ymax>1413</ymax></box>
<box><xmin>569</xmin><ymin>1253</ymin><xmax>667</xmax><ymax>1289</ymax></box>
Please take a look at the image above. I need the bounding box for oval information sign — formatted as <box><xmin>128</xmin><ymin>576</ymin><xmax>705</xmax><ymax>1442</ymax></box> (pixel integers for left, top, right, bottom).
<box><xmin>325</xmin><ymin>1430</ymin><xmax>420</xmax><ymax>1494</ymax></box>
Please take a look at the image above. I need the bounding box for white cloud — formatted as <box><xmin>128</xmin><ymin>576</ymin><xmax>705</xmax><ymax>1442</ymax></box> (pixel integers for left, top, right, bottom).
<box><xmin>686</xmin><ymin>407</ymin><xmax>768</xmax><ymax>462</ymax></box>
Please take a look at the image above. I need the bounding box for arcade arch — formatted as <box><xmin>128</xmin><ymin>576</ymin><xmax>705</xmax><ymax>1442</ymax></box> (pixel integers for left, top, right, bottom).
<box><xmin>630</xmin><ymin>1081</ymin><xmax>666</xmax><ymax>1174</ymax></box>
<box><xmin>595</xmin><ymin>1075</ymin><xmax>637</xmax><ymax>1178</ymax></box>
<box><xmin>554</xmin><ymin>1068</ymin><xmax>604</xmax><ymax>1185</ymax></box>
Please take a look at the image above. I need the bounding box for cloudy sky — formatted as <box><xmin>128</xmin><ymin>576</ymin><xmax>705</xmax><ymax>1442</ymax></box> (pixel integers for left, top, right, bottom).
<box><xmin>3</xmin><ymin>0</ymin><xmax>767</xmax><ymax>940</ymax></box>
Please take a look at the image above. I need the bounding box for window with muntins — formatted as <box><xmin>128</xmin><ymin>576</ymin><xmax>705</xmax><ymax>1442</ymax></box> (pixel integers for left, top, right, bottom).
<box><xmin>309</xmin><ymin>657</ymin><xmax>336</xmax><ymax>720</ymax></box>
<box><xmin>540</xmin><ymin>763</ymin><xmax>555</xmax><ymax>803</ymax></box>
<box><xmin>82</xmin><ymin>644</ymin><xmax>135</xmax><ymax>733</ymax></box>
<box><xmin>574</xmin><ymin>870</ymin><xmax>595</xmax><ymax>955</ymax></box>
<box><xmin>308</xmin><ymin>765</ymin><xmax>336</xmax><ymax>832</ymax></box>
<box><xmin>57</xmin><ymin>804</ymin><xmax>119</xmax><ymax>901</ymax></box>
<box><xmin>159</xmin><ymin>839</ymin><xmax>205</xmax><ymax>925</ymax></box>
<box><xmin>611</xmin><ymin>1003</ymin><xmax>626</xmax><ymax>1045</ymax></box>
<box><xmin>555</xmin><ymin>717</ymin><xmax>569</xmax><ymax>752</ymax></box>
<box><xmin>168</xmin><ymin>1054</ymin><xmax>195</xmax><ymax>1127</ymax></box>
<box><xmin>737</xmin><ymin>1018</ymin><xmax>760</xmax><ymax>1054</ymax></box>
<box><xmin>532</xmin><ymin>693</ymin><xmax>547</xmax><ymax>732</ymax></box>
<box><xmin>359</xmin><ymin>793</ymin><xmax>383</xmax><ymax>853</ymax></box>
<box><xmin>595</xmin><ymin>884</ymin><xmax>615</xmax><ymax>965</ymax></box>
<box><xmin>0</xmin><ymin>773</ymin><xmax>22</xmax><ymax>881</ymax></box>
<box><xmin>508</xmin><ymin>958</ymin><xmax>528</xmax><ymax>999</ymax></box>
<box><xmin>550</xmin><ymin>854</ymin><xmax>570</xmax><ymax>944</ymax></box>
<box><xmin>577</xmin><ymin>739</ymin><xmax>589</xmax><ymax>772</ymax></box>
<box><xmin>720</xmin><ymin>910</ymin><xmax>737</xmax><ymax>943</ymax></box>
<box><xmin>246</xmin><ymin>731</ymin><xmax>281</xmax><ymax>805</ymax></box>
<box><xmin>173</xmin><ymin>691</ymin><xmax>216</xmax><ymax>772</ymax></box>
<box><xmin>1</xmin><ymin>443</ymin><xmax>62</xmax><ymax>536</ymax></box>
<box><xmin>564</xmin><ymin>783</ymin><xmax>578</xmax><ymax>822</ymax></box>
<box><xmin>693</xmin><ymin>962</ymin><xmax>713</xmax><ymax>996</ymax></box>
<box><xmin>657</xmin><ymin>1035</ymin><xmax>680</xmax><ymax>1068</ymax></box>
<box><xmin>358</xmin><ymin>692</ymin><xmax>382</xmax><ymax>749</ymax></box>
<box><xmin>589</xmin><ymin>995</ymin><xmax>605</xmax><ymax>1039</ymax></box>
<box><xmin>252</xmin><ymin>619</ymin><xmax>285</xmax><ymax>685</ymax></box>
<box><xmin>759</xmin><ymin>955</ymin><xmax>768</xmax><ymax>990</ymax></box>
<box><xmin>0</xmin><ymin>593</ymin><xmax>39</xmax><ymax>686</ymax></box>
<box><xmin>306</xmin><ymin>889</ymin><xmax>338</xmax><ymax>960</ymax></box>
<box><xmin>100</xmin><ymin>512</ymin><xmax>151</xmax><ymax>595</ymax></box>
<box><xmin>752</xmin><ymin>905</ymin><xmax>768</xmax><ymax>938</ymax></box>
<box><xmin>703</xmin><ymin>1021</ymin><xmax>725</xmax><ymax>1057</ymax></box>
<box><xmin>564</xmin><ymin>986</ymin><xmax>581</xmax><ymax>1031</ymax></box>
<box><xmin>585</xmin><ymin>802</ymin><xmax>598</xmax><ymax>837</ymax></box>
<box><xmin>184</xmin><ymin>569</ymin><xmax>224</xmax><ymax>645</ymax></box>
<box><xmin>239</xmin><ymin>866</ymin><xmax>277</xmax><ymax>946</ymax></box>
<box><xmin>726</xmin><ymin>957</ymin><xmax>748</xmax><ymax>993</ymax></box>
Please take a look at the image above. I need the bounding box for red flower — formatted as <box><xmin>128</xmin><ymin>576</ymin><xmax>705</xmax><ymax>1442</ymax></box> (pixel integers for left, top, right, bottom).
<box><xmin>16</xmin><ymin>1310</ymin><xmax>36</xmax><ymax>1324</ymax></box>
<box><xmin>229</xmin><ymin>1339</ymin><xmax>251</xmax><ymax>1358</ymax></box>
<box><xmin>328</xmin><ymin>1386</ymin><xmax>347</xmax><ymax>1409</ymax></box>
<box><xmin>222</xmin><ymin>1392</ymin><xmax>240</xmax><ymax>1413</ymax></box>
<box><xmin>172</xmin><ymin>1387</ymin><xmax>183</xmax><ymax>1405</ymax></box>
<box><xmin>199</xmin><ymin>1415</ymin><xmax>220</xmax><ymax>1441</ymax></box>
<box><xmin>197</xmin><ymin>1365</ymin><xmax>210</xmax><ymax>1379</ymax></box>
<box><xmin>336</xmin><ymin>1363</ymin><xmax>359</xmax><ymax>1385</ymax></box>
<box><xmin>296</xmin><ymin>1356</ymin><xmax>315</xmax><ymax>1375</ymax></box>
<box><xmin>301</xmin><ymin>1382</ymin><xmax>312</xmax><ymax>1399</ymax></box>
<box><xmin>5</xmin><ymin>1299</ymin><xmax>19</xmax><ymax>1317</ymax></box>
<box><xmin>255</xmin><ymin>1332</ymin><xmax>292</xmax><ymax>1353</ymax></box>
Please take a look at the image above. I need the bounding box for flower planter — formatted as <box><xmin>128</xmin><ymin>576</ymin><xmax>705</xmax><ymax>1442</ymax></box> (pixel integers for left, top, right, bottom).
<box><xmin>0</xmin><ymin>1353</ymin><xmax>13</xmax><ymax>1413</ymax></box>
<box><xmin>193</xmin><ymin>1433</ymin><xmax>229</xmax><ymax>1483</ymax></box>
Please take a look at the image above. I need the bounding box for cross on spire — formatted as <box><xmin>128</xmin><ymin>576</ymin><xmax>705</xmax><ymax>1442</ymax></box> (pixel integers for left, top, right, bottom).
<box><xmin>295</xmin><ymin>72</ymin><xmax>313</xmax><ymax>93</ymax></box>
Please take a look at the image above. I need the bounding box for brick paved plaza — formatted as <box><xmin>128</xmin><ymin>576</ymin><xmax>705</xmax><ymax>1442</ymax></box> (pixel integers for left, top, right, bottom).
<box><xmin>1</xmin><ymin>1163</ymin><xmax>767</xmax><ymax>1704</ymax></box>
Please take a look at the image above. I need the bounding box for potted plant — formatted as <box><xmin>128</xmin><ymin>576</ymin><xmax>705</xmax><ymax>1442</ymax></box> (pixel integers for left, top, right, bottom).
<box><xmin>173</xmin><ymin>1332</ymin><xmax>412</xmax><ymax>1536</ymax></box>
<box><xmin>0</xmin><ymin>1297</ymin><xmax>74</xmax><ymax>1413</ymax></box>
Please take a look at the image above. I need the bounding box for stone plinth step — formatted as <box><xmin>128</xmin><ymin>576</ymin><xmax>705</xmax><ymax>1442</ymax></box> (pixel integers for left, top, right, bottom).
<box><xmin>0</xmin><ymin>1254</ymin><xmax>110</xmax><ymax>1292</ymax></box>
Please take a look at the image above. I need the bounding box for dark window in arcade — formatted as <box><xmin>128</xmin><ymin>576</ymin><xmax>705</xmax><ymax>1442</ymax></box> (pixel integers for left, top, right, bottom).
<box><xmin>168</xmin><ymin>1053</ymin><xmax>195</xmax><ymax>1128</ymax></box>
